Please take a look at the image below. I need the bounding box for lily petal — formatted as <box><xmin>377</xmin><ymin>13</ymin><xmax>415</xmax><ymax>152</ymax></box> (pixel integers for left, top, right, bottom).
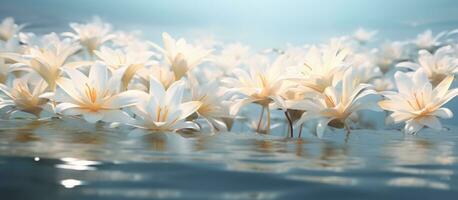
<box><xmin>178</xmin><ymin>101</ymin><xmax>202</xmax><ymax>120</ymax></box>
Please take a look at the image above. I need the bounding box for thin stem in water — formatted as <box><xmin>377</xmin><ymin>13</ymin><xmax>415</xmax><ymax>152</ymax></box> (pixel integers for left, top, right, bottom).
<box><xmin>284</xmin><ymin>111</ymin><xmax>293</xmax><ymax>138</ymax></box>
<box><xmin>266</xmin><ymin>105</ymin><xmax>271</xmax><ymax>134</ymax></box>
<box><xmin>256</xmin><ymin>106</ymin><xmax>265</xmax><ymax>132</ymax></box>
<box><xmin>344</xmin><ymin>124</ymin><xmax>351</xmax><ymax>143</ymax></box>
<box><xmin>298</xmin><ymin>124</ymin><xmax>303</xmax><ymax>138</ymax></box>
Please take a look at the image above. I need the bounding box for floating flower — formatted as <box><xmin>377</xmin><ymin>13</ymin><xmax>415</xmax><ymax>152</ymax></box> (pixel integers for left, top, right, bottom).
<box><xmin>224</xmin><ymin>55</ymin><xmax>289</xmax><ymax>112</ymax></box>
<box><xmin>64</xmin><ymin>17</ymin><xmax>114</xmax><ymax>55</ymax></box>
<box><xmin>46</xmin><ymin>62</ymin><xmax>143</xmax><ymax>123</ymax></box>
<box><xmin>291</xmin><ymin>68</ymin><xmax>380</xmax><ymax>137</ymax></box>
<box><xmin>111</xmin><ymin>31</ymin><xmax>143</xmax><ymax>48</ymax></box>
<box><xmin>94</xmin><ymin>46</ymin><xmax>155</xmax><ymax>90</ymax></box>
<box><xmin>150</xmin><ymin>32</ymin><xmax>212</xmax><ymax>79</ymax></box>
<box><xmin>290</xmin><ymin>39</ymin><xmax>351</xmax><ymax>93</ymax></box>
<box><xmin>0</xmin><ymin>17</ymin><xmax>24</xmax><ymax>41</ymax></box>
<box><xmin>371</xmin><ymin>77</ymin><xmax>395</xmax><ymax>92</ymax></box>
<box><xmin>414</xmin><ymin>30</ymin><xmax>445</xmax><ymax>52</ymax></box>
<box><xmin>189</xmin><ymin>76</ymin><xmax>230</xmax><ymax>131</ymax></box>
<box><xmin>375</xmin><ymin>41</ymin><xmax>406</xmax><ymax>73</ymax></box>
<box><xmin>0</xmin><ymin>77</ymin><xmax>49</xmax><ymax>117</ymax></box>
<box><xmin>379</xmin><ymin>69</ymin><xmax>458</xmax><ymax>134</ymax></box>
<box><xmin>1</xmin><ymin>33</ymin><xmax>83</xmax><ymax>90</ymax></box>
<box><xmin>211</xmin><ymin>43</ymin><xmax>251</xmax><ymax>73</ymax></box>
<box><xmin>223</xmin><ymin>55</ymin><xmax>290</xmax><ymax>132</ymax></box>
<box><xmin>397</xmin><ymin>45</ymin><xmax>458</xmax><ymax>86</ymax></box>
<box><xmin>353</xmin><ymin>28</ymin><xmax>377</xmax><ymax>44</ymax></box>
<box><xmin>138</xmin><ymin>65</ymin><xmax>176</xmax><ymax>91</ymax></box>
<box><xmin>1</xmin><ymin>34</ymin><xmax>22</xmax><ymax>83</ymax></box>
<box><xmin>128</xmin><ymin>78</ymin><xmax>202</xmax><ymax>132</ymax></box>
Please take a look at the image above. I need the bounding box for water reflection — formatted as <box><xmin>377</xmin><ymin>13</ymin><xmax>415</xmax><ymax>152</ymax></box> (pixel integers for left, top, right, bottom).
<box><xmin>386</xmin><ymin>177</ymin><xmax>449</xmax><ymax>190</ymax></box>
<box><xmin>60</xmin><ymin>179</ymin><xmax>84</xmax><ymax>188</ymax></box>
<box><xmin>287</xmin><ymin>175</ymin><xmax>358</xmax><ymax>186</ymax></box>
<box><xmin>220</xmin><ymin>192</ymin><xmax>279</xmax><ymax>200</ymax></box>
<box><xmin>0</xmin><ymin>119</ymin><xmax>457</xmax><ymax>199</ymax></box>
<box><xmin>81</xmin><ymin>189</ymin><xmax>181</xmax><ymax>199</ymax></box>
<box><xmin>56</xmin><ymin>157</ymin><xmax>100</xmax><ymax>171</ymax></box>
<box><xmin>384</xmin><ymin>138</ymin><xmax>457</xmax><ymax>165</ymax></box>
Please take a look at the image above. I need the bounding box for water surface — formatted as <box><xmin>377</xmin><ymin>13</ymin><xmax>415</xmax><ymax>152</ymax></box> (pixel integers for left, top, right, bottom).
<box><xmin>0</xmin><ymin>119</ymin><xmax>457</xmax><ymax>199</ymax></box>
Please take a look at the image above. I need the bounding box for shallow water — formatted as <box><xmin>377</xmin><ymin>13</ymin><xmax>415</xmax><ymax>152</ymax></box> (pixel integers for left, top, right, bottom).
<box><xmin>1</xmin><ymin>119</ymin><xmax>457</xmax><ymax>199</ymax></box>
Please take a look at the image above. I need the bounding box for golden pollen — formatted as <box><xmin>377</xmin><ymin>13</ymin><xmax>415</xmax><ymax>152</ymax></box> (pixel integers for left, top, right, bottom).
<box><xmin>156</xmin><ymin>106</ymin><xmax>170</xmax><ymax>122</ymax></box>
<box><xmin>84</xmin><ymin>83</ymin><xmax>98</xmax><ymax>103</ymax></box>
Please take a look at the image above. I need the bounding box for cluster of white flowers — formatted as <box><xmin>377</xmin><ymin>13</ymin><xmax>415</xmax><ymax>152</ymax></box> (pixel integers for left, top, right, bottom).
<box><xmin>1</xmin><ymin>17</ymin><xmax>457</xmax><ymax>137</ymax></box>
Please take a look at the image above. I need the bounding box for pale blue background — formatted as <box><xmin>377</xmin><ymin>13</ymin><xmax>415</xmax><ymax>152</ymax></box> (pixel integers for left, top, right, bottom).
<box><xmin>1</xmin><ymin>0</ymin><xmax>458</xmax><ymax>47</ymax></box>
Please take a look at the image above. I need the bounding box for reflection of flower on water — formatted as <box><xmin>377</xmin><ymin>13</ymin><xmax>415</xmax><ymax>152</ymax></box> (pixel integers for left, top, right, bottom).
<box><xmin>383</xmin><ymin>136</ymin><xmax>455</xmax><ymax>190</ymax></box>
<box><xmin>214</xmin><ymin>135</ymin><xmax>363</xmax><ymax>174</ymax></box>
<box><xmin>384</xmin><ymin>138</ymin><xmax>455</xmax><ymax>166</ymax></box>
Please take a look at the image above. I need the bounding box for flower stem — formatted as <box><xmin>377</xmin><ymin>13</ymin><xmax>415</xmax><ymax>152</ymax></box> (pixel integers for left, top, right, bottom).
<box><xmin>344</xmin><ymin>124</ymin><xmax>351</xmax><ymax>143</ymax></box>
<box><xmin>298</xmin><ymin>124</ymin><xmax>303</xmax><ymax>138</ymax></box>
<box><xmin>266</xmin><ymin>104</ymin><xmax>271</xmax><ymax>134</ymax></box>
<box><xmin>284</xmin><ymin>111</ymin><xmax>293</xmax><ymax>137</ymax></box>
<box><xmin>256</xmin><ymin>106</ymin><xmax>265</xmax><ymax>132</ymax></box>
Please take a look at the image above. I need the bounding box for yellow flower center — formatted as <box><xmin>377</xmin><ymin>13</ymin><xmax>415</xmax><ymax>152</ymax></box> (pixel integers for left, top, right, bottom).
<box><xmin>81</xmin><ymin>83</ymin><xmax>110</xmax><ymax>111</ymax></box>
<box><xmin>156</xmin><ymin>106</ymin><xmax>170</xmax><ymax>122</ymax></box>
<box><xmin>407</xmin><ymin>92</ymin><xmax>425</xmax><ymax>111</ymax></box>
<box><xmin>11</xmin><ymin>83</ymin><xmax>46</xmax><ymax>116</ymax></box>
<box><xmin>84</xmin><ymin>83</ymin><xmax>98</xmax><ymax>103</ymax></box>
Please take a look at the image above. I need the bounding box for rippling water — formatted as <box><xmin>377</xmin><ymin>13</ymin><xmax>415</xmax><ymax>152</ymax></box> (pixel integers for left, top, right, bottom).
<box><xmin>1</xmin><ymin>119</ymin><xmax>457</xmax><ymax>199</ymax></box>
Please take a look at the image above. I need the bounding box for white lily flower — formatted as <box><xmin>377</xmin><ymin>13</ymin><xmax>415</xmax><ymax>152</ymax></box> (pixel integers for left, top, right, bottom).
<box><xmin>112</xmin><ymin>31</ymin><xmax>143</xmax><ymax>48</ymax></box>
<box><xmin>379</xmin><ymin>69</ymin><xmax>458</xmax><ymax>134</ymax></box>
<box><xmin>211</xmin><ymin>43</ymin><xmax>251</xmax><ymax>73</ymax></box>
<box><xmin>135</xmin><ymin>64</ymin><xmax>176</xmax><ymax>92</ymax></box>
<box><xmin>291</xmin><ymin>67</ymin><xmax>380</xmax><ymax>137</ymax></box>
<box><xmin>414</xmin><ymin>30</ymin><xmax>445</xmax><ymax>51</ymax></box>
<box><xmin>1</xmin><ymin>33</ymin><xmax>83</xmax><ymax>90</ymax></box>
<box><xmin>372</xmin><ymin>77</ymin><xmax>395</xmax><ymax>92</ymax></box>
<box><xmin>1</xmin><ymin>35</ymin><xmax>24</xmax><ymax>83</ymax></box>
<box><xmin>94</xmin><ymin>46</ymin><xmax>154</xmax><ymax>70</ymax></box>
<box><xmin>397</xmin><ymin>45</ymin><xmax>458</xmax><ymax>86</ymax></box>
<box><xmin>223</xmin><ymin>55</ymin><xmax>291</xmax><ymax>133</ymax></box>
<box><xmin>129</xmin><ymin>78</ymin><xmax>202</xmax><ymax>132</ymax></box>
<box><xmin>150</xmin><ymin>32</ymin><xmax>212</xmax><ymax>79</ymax></box>
<box><xmin>224</xmin><ymin>54</ymin><xmax>289</xmax><ymax>114</ymax></box>
<box><xmin>347</xmin><ymin>52</ymin><xmax>384</xmax><ymax>84</ymax></box>
<box><xmin>375</xmin><ymin>41</ymin><xmax>406</xmax><ymax>73</ymax></box>
<box><xmin>189</xmin><ymin>76</ymin><xmax>230</xmax><ymax>131</ymax></box>
<box><xmin>47</xmin><ymin>62</ymin><xmax>143</xmax><ymax>123</ymax></box>
<box><xmin>290</xmin><ymin>39</ymin><xmax>351</xmax><ymax>93</ymax></box>
<box><xmin>380</xmin><ymin>41</ymin><xmax>405</xmax><ymax>60</ymax></box>
<box><xmin>0</xmin><ymin>17</ymin><xmax>24</xmax><ymax>41</ymax></box>
<box><xmin>64</xmin><ymin>17</ymin><xmax>114</xmax><ymax>54</ymax></box>
<box><xmin>0</xmin><ymin>77</ymin><xmax>49</xmax><ymax>117</ymax></box>
<box><xmin>353</xmin><ymin>28</ymin><xmax>377</xmax><ymax>44</ymax></box>
<box><xmin>94</xmin><ymin>46</ymin><xmax>155</xmax><ymax>90</ymax></box>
